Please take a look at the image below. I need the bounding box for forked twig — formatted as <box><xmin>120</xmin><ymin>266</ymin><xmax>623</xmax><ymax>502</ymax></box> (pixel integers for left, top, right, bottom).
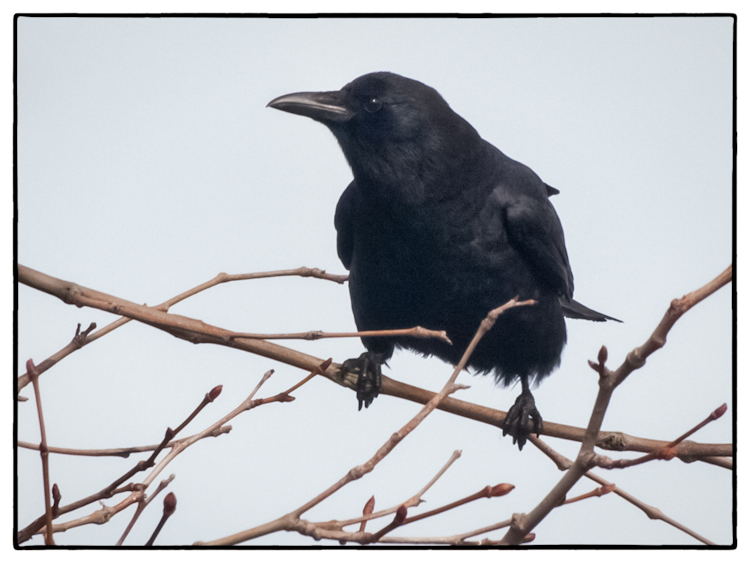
<box><xmin>17</xmin><ymin>266</ymin><xmax>347</xmax><ymax>391</ymax></box>
<box><xmin>500</xmin><ymin>266</ymin><xmax>731</xmax><ymax>545</ymax></box>
<box><xmin>595</xmin><ymin>403</ymin><xmax>728</xmax><ymax>470</ymax></box>
<box><xmin>196</xmin><ymin>297</ymin><xmax>534</xmax><ymax>546</ymax></box>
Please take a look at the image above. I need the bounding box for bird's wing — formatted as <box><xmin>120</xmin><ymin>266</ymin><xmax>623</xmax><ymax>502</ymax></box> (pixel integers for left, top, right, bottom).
<box><xmin>334</xmin><ymin>181</ymin><xmax>357</xmax><ymax>270</ymax></box>
<box><xmin>502</xmin><ymin>193</ymin><xmax>574</xmax><ymax>299</ymax></box>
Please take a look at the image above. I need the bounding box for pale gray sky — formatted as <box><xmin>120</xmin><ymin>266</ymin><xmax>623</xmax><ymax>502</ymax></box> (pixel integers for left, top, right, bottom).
<box><xmin>15</xmin><ymin>14</ymin><xmax>733</xmax><ymax>546</ymax></box>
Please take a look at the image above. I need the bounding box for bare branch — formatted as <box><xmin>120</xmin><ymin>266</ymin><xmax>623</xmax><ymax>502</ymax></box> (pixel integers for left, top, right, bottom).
<box><xmin>581</xmin><ymin>471</ymin><xmax>715</xmax><ymax>545</ymax></box>
<box><xmin>18</xmin><ymin>426</ymin><xmax>232</xmax><ymax>458</ymax></box>
<box><xmin>173</xmin><ymin>385</ymin><xmax>224</xmax><ymax>435</ymax></box>
<box><xmin>404</xmin><ymin>450</ymin><xmax>462</xmax><ymax>509</ymax></box>
<box><xmin>26</xmin><ymin>359</ymin><xmax>55</xmax><ymax>545</ymax></box>
<box><xmin>195</xmin><ymin>298</ymin><xmax>533</xmax><ymax>546</ymax></box>
<box><xmin>382</xmin><ymin>377</ymin><xmax>731</xmax><ymax>461</ymax></box>
<box><xmin>613</xmin><ymin>265</ymin><xmax>732</xmax><ymax>388</ymax></box>
<box><xmin>528</xmin><ymin>433</ymin><xmax>714</xmax><ymax>544</ymax></box>
<box><xmin>563</xmin><ymin>484</ymin><xmax>616</xmax><ymax>505</ymax></box>
<box><xmin>402</xmin><ymin>483</ymin><xmax>514</xmax><ymax>526</ymax></box>
<box><xmin>379</xmin><ymin>516</ymin><xmax>513</xmax><ymax>545</ymax></box>
<box><xmin>18</xmin><ymin>264</ymin><xmax>729</xmax><ymax>462</ymax></box>
<box><xmin>500</xmin><ymin>267</ymin><xmax>730</xmax><ymax>545</ymax></box>
<box><xmin>17</xmin><ymin>266</ymin><xmax>347</xmax><ymax>391</ymax></box>
<box><xmin>325</xmin><ymin>449</ymin><xmax>464</xmax><ymax>535</ymax></box>
<box><xmin>17</xmin><ymin>323</ymin><xmax>97</xmax><ymax>393</ymax></box>
<box><xmin>19</xmin><ymin>380</ymin><xmax>229</xmax><ymax>544</ymax></box>
<box><xmin>229</xmin><ymin>326</ymin><xmax>452</xmax><ymax>345</ymax></box>
<box><xmin>594</xmin><ymin>403</ymin><xmax>728</xmax><ymax>470</ymax></box>
<box><xmin>23</xmin><ymin>363</ymin><xmax>308</xmax><ymax>543</ymax></box>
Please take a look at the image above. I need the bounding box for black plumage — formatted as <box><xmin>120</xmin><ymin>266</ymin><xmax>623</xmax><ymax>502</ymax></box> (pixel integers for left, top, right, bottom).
<box><xmin>269</xmin><ymin>72</ymin><xmax>618</xmax><ymax>449</ymax></box>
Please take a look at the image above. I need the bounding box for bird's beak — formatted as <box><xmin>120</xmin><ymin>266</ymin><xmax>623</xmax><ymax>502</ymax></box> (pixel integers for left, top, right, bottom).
<box><xmin>267</xmin><ymin>90</ymin><xmax>354</xmax><ymax>123</ymax></box>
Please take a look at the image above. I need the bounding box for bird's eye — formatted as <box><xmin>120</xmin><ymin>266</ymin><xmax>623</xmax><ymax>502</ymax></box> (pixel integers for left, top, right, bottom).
<box><xmin>364</xmin><ymin>98</ymin><xmax>382</xmax><ymax>113</ymax></box>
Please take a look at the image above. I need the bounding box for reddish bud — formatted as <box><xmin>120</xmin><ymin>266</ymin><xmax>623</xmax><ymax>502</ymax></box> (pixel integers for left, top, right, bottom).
<box><xmin>26</xmin><ymin>359</ymin><xmax>39</xmax><ymax>376</ymax></box>
<box><xmin>363</xmin><ymin>495</ymin><xmax>375</xmax><ymax>516</ymax></box>
<box><xmin>163</xmin><ymin>492</ymin><xmax>177</xmax><ymax>517</ymax></box>
<box><xmin>360</xmin><ymin>495</ymin><xmax>376</xmax><ymax>533</ymax></box>
<box><xmin>522</xmin><ymin>533</ymin><xmax>536</xmax><ymax>544</ymax></box>
<box><xmin>598</xmin><ymin>346</ymin><xmax>608</xmax><ymax>366</ymax></box>
<box><xmin>489</xmin><ymin>483</ymin><xmax>515</xmax><ymax>497</ymax></box>
<box><xmin>394</xmin><ymin>505</ymin><xmax>407</xmax><ymax>525</ymax></box>
<box><xmin>587</xmin><ymin>360</ymin><xmax>599</xmax><ymax>372</ymax></box>
<box><xmin>712</xmin><ymin>403</ymin><xmax>728</xmax><ymax>420</ymax></box>
<box><xmin>51</xmin><ymin>483</ymin><xmax>61</xmax><ymax>516</ymax></box>
<box><xmin>208</xmin><ymin>385</ymin><xmax>223</xmax><ymax>402</ymax></box>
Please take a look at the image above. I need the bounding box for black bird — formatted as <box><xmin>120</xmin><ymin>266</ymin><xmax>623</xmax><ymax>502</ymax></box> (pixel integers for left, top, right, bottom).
<box><xmin>268</xmin><ymin>72</ymin><xmax>618</xmax><ymax>449</ymax></box>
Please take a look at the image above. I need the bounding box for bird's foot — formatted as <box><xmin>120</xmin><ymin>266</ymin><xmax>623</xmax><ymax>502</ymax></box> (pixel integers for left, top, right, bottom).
<box><xmin>502</xmin><ymin>388</ymin><xmax>543</xmax><ymax>450</ymax></box>
<box><xmin>338</xmin><ymin>351</ymin><xmax>385</xmax><ymax>410</ymax></box>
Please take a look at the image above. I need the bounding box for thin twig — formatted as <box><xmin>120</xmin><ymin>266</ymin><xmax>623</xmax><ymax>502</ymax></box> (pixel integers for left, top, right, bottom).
<box><xmin>404</xmin><ymin>450</ymin><xmax>462</xmax><ymax>509</ymax></box>
<box><xmin>563</xmin><ymin>484</ymin><xmax>616</xmax><ymax>505</ymax></box>
<box><xmin>17</xmin><ymin>266</ymin><xmax>347</xmax><ymax>391</ymax></box>
<box><xmin>17</xmin><ymin>323</ymin><xmax>97</xmax><ymax>393</ymax></box>
<box><xmin>279</xmin><ymin>358</ymin><xmax>332</xmax><ymax>397</ymax></box>
<box><xmin>27</xmin><ymin>359</ymin><xmax>54</xmax><ymax>546</ymax></box>
<box><xmin>174</xmin><ymin>385</ymin><xmax>224</xmax><ymax>435</ymax></box>
<box><xmin>17</xmin><ymin>426</ymin><xmax>232</xmax><ymax>458</ymax></box>
<box><xmin>580</xmin><ymin>471</ymin><xmax>714</xmax><ymax>544</ymax></box>
<box><xmin>379</xmin><ymin>517</ymin><xmax>514</xmax><ymax>545</ymax></box>
<box><xmin>229</xmin><ymin>326</ymin><xmax>452</xmax><ymax>345</ymax></box>
<box><xmin>403</xmin><ymin>483</ymin><xmax>514</xmax><ymax>525</ymax></box>
<box><xmin>613</xmin><ymin>265</ymin><xmax>732</xmax><ymax>388</ymax></box>
<box><xmin>326</xmin><ymin>449</ymin><xmax>463</xmax><ymax>532</ymax></box>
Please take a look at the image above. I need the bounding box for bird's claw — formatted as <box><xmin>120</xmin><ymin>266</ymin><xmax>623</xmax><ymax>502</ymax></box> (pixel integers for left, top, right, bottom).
<box><xmin>339</xmin><ymin>351</ymin><xmax>384</xmax><ymax>410</ymax></box>
<box><xmin>503</xmin><ymin>388</ymin><xmax>543</xmax><ymax>450</ymax></box>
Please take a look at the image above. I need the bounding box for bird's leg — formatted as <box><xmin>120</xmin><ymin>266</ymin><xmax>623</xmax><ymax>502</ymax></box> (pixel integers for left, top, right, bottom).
<box><xmin>502</xmin><ymin>375</ymin><xmax>543</xmax><ymax>450</ymax></box>
<box><xmin>338</xmin><ymin>351</ymin><xmax>386</xmax><ymax>410</ymax></box>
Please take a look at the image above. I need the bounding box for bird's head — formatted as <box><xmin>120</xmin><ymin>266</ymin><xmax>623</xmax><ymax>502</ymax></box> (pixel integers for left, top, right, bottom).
<box><xmin>268</xmin><ymin>72</ymin><xmax>480</xmax><ymax>182</ymax></box>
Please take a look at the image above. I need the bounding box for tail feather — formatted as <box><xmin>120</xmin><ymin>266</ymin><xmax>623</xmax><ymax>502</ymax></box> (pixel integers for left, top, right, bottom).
<box><xmin>560</xmin><ymin>297</ymin><xmax>622</xmax><ymax>323</ymax></box>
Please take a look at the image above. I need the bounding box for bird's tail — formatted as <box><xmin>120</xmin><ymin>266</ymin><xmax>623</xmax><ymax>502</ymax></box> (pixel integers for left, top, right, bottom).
<box><xmin>560</xmin><ymin>297</ymin><xmax>622</xmax><ymax>323</ymax></box>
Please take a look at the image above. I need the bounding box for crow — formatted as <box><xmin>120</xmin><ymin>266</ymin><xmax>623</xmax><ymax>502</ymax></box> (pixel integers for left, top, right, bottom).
<box><xmin>269</xmin><ymin>72</ymin><xmax>618</xmax><ymax>449</ymax></box>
